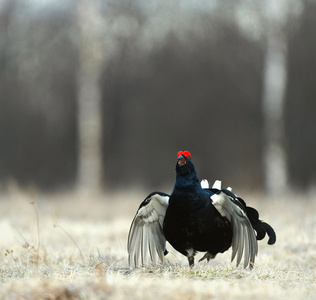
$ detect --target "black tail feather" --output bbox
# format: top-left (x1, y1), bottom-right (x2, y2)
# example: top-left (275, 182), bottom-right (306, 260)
top-left (238, 197), bottom-right (276, 245)
top-left (261, 222), bottom-right (276, 245)
top-left (251, 221), bottom-right (267, 241)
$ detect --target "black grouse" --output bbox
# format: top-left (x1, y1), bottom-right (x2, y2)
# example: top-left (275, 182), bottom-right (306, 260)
top-left (128, 151), bottom-right (276, 268)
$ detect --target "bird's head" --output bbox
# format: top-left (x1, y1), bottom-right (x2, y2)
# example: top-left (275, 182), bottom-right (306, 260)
top-left (175, 150), bottom-right (195, 176)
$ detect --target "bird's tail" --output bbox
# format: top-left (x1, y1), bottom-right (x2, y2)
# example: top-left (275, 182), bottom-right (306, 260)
top-left (237, 199), bottom-right (276, 245)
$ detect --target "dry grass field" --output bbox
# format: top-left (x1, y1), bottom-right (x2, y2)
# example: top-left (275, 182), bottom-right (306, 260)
top-left (0, 186), bottom-right (316, 299)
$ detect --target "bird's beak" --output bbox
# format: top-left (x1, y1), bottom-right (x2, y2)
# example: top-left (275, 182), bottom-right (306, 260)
top-left (177, 155), bottom-right (187, 167)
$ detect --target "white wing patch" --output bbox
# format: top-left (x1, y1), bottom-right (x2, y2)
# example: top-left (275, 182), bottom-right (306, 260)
top-left (127, 194), bottom-right (169, 268)
top-left (211, 191), bottom-right (258, 269)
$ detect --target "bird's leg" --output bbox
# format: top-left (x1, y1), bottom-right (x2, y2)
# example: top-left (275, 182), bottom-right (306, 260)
top-left (198, 252), bottom-right (216, 263)
top-left (187, 249), bottom-right (195, 267)
top-left (188, 256), bottom-right (194, 267)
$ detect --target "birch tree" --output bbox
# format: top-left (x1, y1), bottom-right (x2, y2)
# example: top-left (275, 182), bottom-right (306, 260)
top-left (262, 0), bottom-right (289, 194)
top-left (76, 0), bottom-right (103, 193)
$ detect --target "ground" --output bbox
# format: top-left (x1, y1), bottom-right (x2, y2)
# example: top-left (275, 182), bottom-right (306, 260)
top-left (0, 186), bottom-right (315, 299)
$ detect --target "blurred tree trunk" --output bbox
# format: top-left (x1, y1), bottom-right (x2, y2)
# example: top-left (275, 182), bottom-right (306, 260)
top-left (262, 0), bottom-right (289, 194)
top-left (76, 0), bottom-right (103, 193)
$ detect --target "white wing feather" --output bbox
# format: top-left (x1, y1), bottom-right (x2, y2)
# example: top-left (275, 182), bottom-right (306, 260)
top-left (212, 180), bottom-right (222, 189)
top-left (201, 179), bottom-right (223, 190)
top-left (200, 179), bottom-right (210, 189)
top-left (211, 191), bottom-right (258, 269)
top-left (127, 194), bottom-right (169, 268)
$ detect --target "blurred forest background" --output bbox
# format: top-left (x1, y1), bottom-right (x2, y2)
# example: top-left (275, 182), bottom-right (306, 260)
top-left (0, 0), bottom-right (315, 194)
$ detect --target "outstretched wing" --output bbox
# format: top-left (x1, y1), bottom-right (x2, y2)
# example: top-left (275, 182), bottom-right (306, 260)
top-left (210, 190), bottom-right (258, 269)
top-left (127, 192), bottom-right (169, 268)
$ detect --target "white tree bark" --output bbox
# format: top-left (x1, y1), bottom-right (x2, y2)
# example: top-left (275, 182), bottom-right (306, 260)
top-left (262, 0), bottom-right (289, 194)
top-left (76, 0), bottom-right (103, 193)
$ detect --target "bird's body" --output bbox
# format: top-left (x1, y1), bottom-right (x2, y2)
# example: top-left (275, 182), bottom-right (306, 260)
top-left (164, 182), bottom-right (232, 266)
top-left (128, 151), bottom-right (276, 268)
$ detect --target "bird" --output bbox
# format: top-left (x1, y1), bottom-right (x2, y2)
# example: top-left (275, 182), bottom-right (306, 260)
top-left (127, 151), bottom-right (276, 269)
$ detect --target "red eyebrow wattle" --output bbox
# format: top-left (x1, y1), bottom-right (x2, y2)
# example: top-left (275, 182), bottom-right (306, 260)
top-left (177, 151), bottom-right (184, 158)
top-left (183, 151), bottom-right (191, 158)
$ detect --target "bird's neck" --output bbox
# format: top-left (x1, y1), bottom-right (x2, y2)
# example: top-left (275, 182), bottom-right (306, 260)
top-left (173, 172), bottom-right (201, 193)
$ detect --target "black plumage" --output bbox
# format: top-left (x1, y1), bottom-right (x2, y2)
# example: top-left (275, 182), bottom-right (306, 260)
top-left (128, 151), bottom-right (276, 268)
